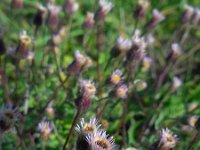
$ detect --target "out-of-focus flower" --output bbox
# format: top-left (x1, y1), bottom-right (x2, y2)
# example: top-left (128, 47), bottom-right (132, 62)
top-left (110, 69), bottom-right (123, 85)
top-left (101, 119), bottom-right (109, 129)
top-left (76, 118), bottom-right (100, 135)
top-left (125, 148), bottom-right (138, 150)
top-left (181, 5), bottom-right (195, 24)
top-left (159, 128), bottom-right (178, 149)
top-left (38, 121), bottom-right (52, 141)
top-left (52, 34), bottom-right (62, 46)
top-left (171, 43), bottom-right (182, 57)
top-left (134, 0), bottom-right (150, 19)
top-left (11, 0), bottom-right (23, 10)
top-left (145, 34), bottom-right (155, 46)
top-left (188, 115), bottom-right (199, 128)
top-left (46, 106), bottom-right (55, 118)
top-left (116, 84), bottom-right (128, 99)
top-left (16, 31), bottom-right (32, 58)
top-left (79, 80), bottom-right (96, 99)
top-left (67, 51), bottom-right (92, 75)
top-left (192, 8), bottom-right (200, 25)
top-left (64, 0), bottom-right (79, 14)
top-left (86, 130), bottom-right (117, 150)
top-left (111, 35), bottom-right (132, 57)
top-left (134, 79), bottom-right (147, 91)
top-left (146, 9), bottom-right (165, 30)
top-left (83, 12), bottom-right (95, 29)
top-left (188, 102), bottom-right (198, 112)
top-left (47, 3), bottom-right (62, 29)
top-left (172, 77), bottom-right (182, 91)
top-left (142, 56), bottom-right (152, 72)
top-left (59, 27), bottom-right (68, 39)
top-left (95, 0), bottom-right (113, 20)
top-left (0, 104), bottom-right (19, 136)
top-left (33, 4), bottom-right (47, 29)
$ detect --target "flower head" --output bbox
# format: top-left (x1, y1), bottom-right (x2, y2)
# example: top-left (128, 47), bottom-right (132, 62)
top-left (134, 0), bottom-right (150, 18)
top-left (160, 128), bottom-right (178, 149)
top-left (171, 43), bottom-right (182, 57)
top-left (0, 104), bottom-right (19, 135)
top-left (86, 130), bottom-right (117, 150)
top-left (95, 0), bottom-right (113, 20)
top-left (76, 118), bottom-right (101, 135)
top-left (181, 5), bottom-right (195, 23)
top-left (79, 80), bottom-right (96, 99)
top-left (83, 12), bottom-right (95, 29)
top-left (172, 77), bottom-right (182, 91)
top-left (110, 69), bottom-right (123, 85)
top-left (188, 115), bottom-right (199, 128)
top-left (142, 56), bottom-right (152, 72)
top-left (52, 34), bottom-right (62, 46)
top-left (64, 0), bottom-right (79, 14)
top-left (116, 84), bottom-right (128, 99)
top-left (38, 121), bottom-right (52, 141)
top-left (116, 36), bottom-right (132, 52)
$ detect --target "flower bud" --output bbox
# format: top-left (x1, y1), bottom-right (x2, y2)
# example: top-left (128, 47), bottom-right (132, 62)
top-left (38, 121), bottom-right (52, 141)
top-left (188, 115), bottom-right (199, 129)
top-left (33, 4), bottom-right (47, 29)
top-left (181, 5), bottom-right (195, 24)
top-left (11, 0), bottom-right (23, 10)
top-left (83, 12), bottom-right (95, 29)
top-left (64, 0), bottom-right (79, 14)
top-left (95, 0), bottom-right (113, 20)
top-left (134, 0), bottom-right (150, 19)
top-left (172, 77), bottom-right (182, 91)
top-left (192, 8), bottom-right (200, 25)
top-left (134, 79), bottom-right (147, 91)
top-left (46, 106), bottom-right (55, 118)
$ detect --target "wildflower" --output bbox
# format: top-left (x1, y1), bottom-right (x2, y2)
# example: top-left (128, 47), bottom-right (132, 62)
top-left (146, 9), bottom-right (165, 30)
top-left (142, 56), bottom-right (152, 72)
top-left (95, 0), bottom-right (113, 20)
top-left (159, 128), bottom-right (178, 149)
top-left (0, 104), bottom-right (19, 135)
top-left (33, 4), bottom-right (47, 29)
top-left (111, 36), bottom-right (132, 57)
top-left (145, 34), bottom-right (155, 46)
top-left (52, 34), bottom-right (62, 46)
top-left (116, 84), bottom-right (128, 99)
top-left (79, 80), bottom-right (96, 99)
top-left (67, 50), bottom-right (89, 75)
top-left (83, 12), bottom-right (95, 29)
top-left (171, 43), bottom-right (182, 57)
top-left (110, 69), bottom-right (123, 85)
top-left (101, 120), bottom-right (109, 129)
top-left (134, 0), bottom-right (150, 19)
top-left (59, 27), bottom-right (68, 39)
top-left (64, 0), bottom-right (79, 14)
top-left (86, 130), bottom-right (117, 150)
top-left (46, 106), bottom-right (55, 118)
top-left (38, 121), bottom-right (52, 141)
top-left (16, 31), bottom-right (32, 58)
top-left (11, 0), bottom-right (23, 10)
top-left (172, 77), bottom-right (182, 91)
top-left (192, 8), bottom-right (200, 25)
top-left (134, 79), bottom-right (147, 91)
top-left (76, 118), bottom-right (100, 135)
top-left (47, 3), bottom-right (62, 29)
top-left (188, 115), bottom-right (199, 128)
top-left (181, 5), bottom-right (195, 24)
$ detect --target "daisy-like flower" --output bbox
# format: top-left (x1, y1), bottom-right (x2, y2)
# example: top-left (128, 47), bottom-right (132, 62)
top-left (52, 34), bottom-right (62, 46)
top-left (86, 130), bottom-right (117, 150)
top-left (116, 84), bottom-right (128, 99)
top-left (79, 80), bottom-right (96, 99)
top-left (0, 104), bottom-right (19, 135)
top-left (110, 69), bottom-right (123, 85)
top-left (160, 128), bottom-right (178, 149)
top-left (95, 0), bottom-right (113, 20)
top-left (76, 118), bottom-right (101, 135)
top-left (64, 0), bottom-right (79, 14)
top-left (38, 121), bottom-right (52, 141)
top-left (188, 115), bottom-right (199, 128)
top-left (134, 79), bottom-right (147, 91)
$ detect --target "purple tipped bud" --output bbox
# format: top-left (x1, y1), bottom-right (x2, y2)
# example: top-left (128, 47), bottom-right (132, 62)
top-left (95, 0), bottom-right (113, 20)
top-left (134, 0), bottom-right (150, 19)
top-left (64, 0), bottom-right (79, 14)
top-left (83, 12), bottom-right (95, 29)
top-left (181, 5), bottom-right (195, 24)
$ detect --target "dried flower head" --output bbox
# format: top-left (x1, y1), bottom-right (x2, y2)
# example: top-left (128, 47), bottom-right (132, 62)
top-left (160, 128), bottom-right (178, 149)
top-left (134, 0), bottom-right (150, 19)
top-left (134, 79), bottom-right (147, 91)
top-left (110, 69), bottom-right (123, 85)
top-left (95, 0), bottom-right (113, 20)
top-left (76, 118), bottom-right (101, 135)
top-left (116, 84), bottom-right (128, 99)
top-left (64, 0), bottom-right (79, 14)
top-left (86, 130), bottom-right (117, 150)
top-left (38, 121), bottom-right (52, 141)
top-left (0, 104), bottom-right (19, 135)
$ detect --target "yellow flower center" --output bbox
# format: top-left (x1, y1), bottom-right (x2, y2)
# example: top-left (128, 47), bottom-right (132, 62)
top-left (83, 124), bottom-right (96, 133)
top-left (94, 138), bottom-right (110, 149)
top-left (118, 88), bottom-right (126, 96)
top-left (112, 75), bottom-right (120, 84)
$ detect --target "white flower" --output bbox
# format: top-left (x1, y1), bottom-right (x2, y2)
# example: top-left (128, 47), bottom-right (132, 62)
top-left (116, 36), bottom-right (132, 52)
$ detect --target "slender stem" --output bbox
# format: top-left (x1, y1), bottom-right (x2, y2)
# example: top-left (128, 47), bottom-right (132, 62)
top-left (187, 132), bottom-right (200, 150)
top-left (122, 98), bottom-right (128, 148)
top-left (63, 107), bottom-right (81, 150)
